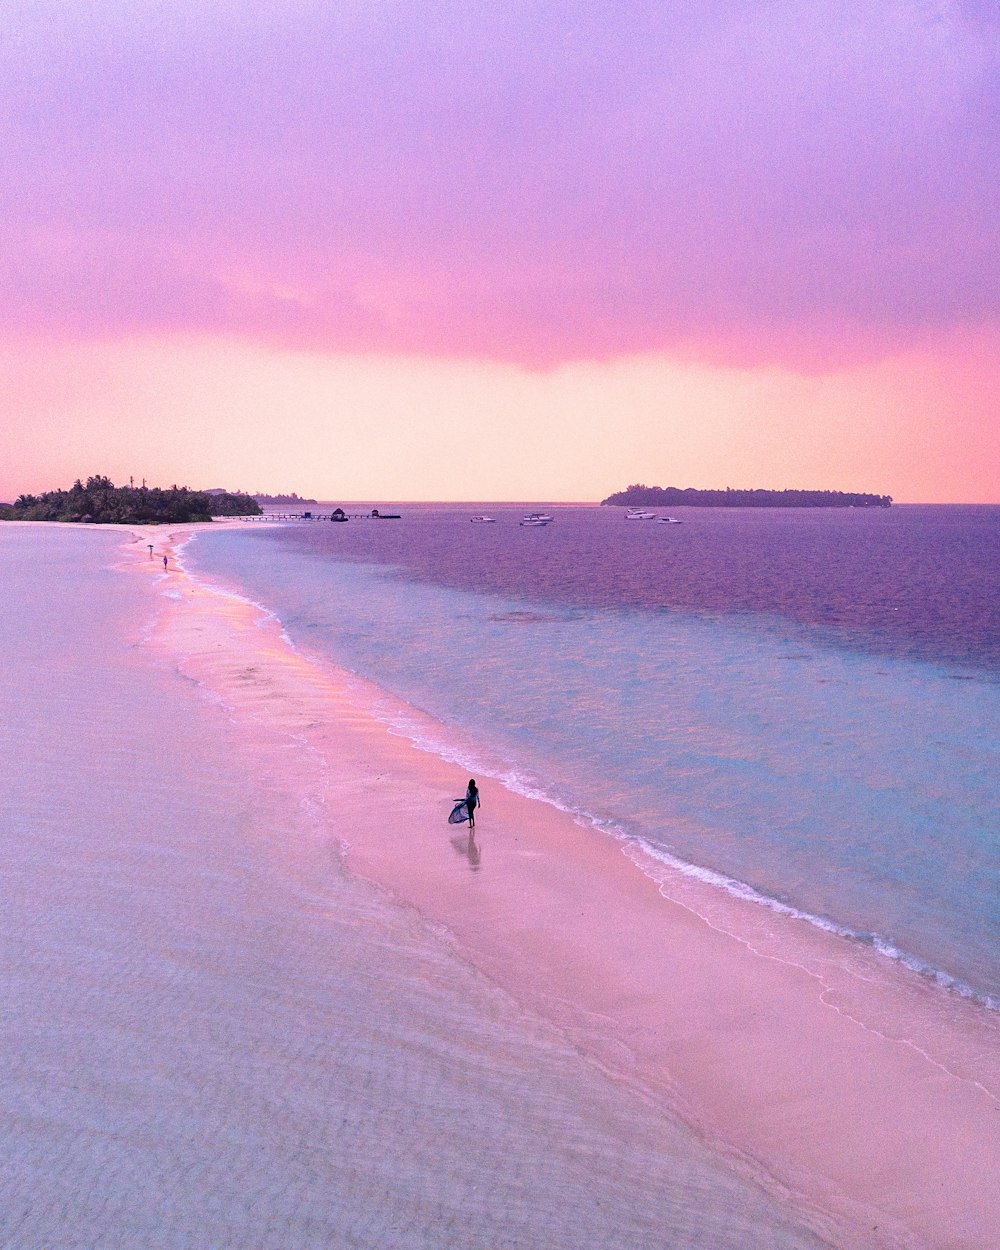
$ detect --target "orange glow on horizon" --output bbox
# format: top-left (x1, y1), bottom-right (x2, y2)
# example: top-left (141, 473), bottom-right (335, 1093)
top-left (1, 331), bottom-right (997, 505)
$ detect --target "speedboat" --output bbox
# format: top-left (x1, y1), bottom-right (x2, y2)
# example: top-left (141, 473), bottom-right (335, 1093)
top-left (626, 508), bottom-right (657, 520)
top-left (470, 515), bottom-right (496, 523)
top-left (657, 515), bottom-right (683, 524)
top-left (520, 512), bottom-right (553, 526)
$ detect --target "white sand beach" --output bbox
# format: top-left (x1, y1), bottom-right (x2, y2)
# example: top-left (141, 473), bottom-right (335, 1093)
top-left (3, 522), bottom-right (998, 1249)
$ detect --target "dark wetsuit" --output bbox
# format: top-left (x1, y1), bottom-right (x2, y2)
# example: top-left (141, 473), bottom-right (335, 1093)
top-left (465, 784), bottom-right (479, 826)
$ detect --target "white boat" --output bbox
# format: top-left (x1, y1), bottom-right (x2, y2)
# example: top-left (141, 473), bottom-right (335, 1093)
top-left (470, 515), bottom-right (496, 523)
top-left (657, 515), bottom-right (683, 524)
top-left (520, 512), bottom-right (553, 526)
top-left (626, 508), bottom-right (657, 520)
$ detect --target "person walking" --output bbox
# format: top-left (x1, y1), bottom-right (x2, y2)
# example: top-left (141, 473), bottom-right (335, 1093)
top-left (465, 779), bottom-right (480, 829)
top-left (162, 554), bottom-right (168, 569)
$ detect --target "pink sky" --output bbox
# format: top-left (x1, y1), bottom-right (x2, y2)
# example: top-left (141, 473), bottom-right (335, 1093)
top-left (1, 2), bottom-right (997, 501)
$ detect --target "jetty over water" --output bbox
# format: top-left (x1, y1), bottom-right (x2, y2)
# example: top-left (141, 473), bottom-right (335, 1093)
top-left (238, 508), bottom-right (401, 521)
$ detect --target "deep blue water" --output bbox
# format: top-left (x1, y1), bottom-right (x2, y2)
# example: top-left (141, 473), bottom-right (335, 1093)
top-left (189, 505), bottom-right (1000, 1003)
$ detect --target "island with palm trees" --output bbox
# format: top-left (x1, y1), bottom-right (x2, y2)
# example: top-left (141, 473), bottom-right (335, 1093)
top-left (602, 484), bottom-right (892, 508)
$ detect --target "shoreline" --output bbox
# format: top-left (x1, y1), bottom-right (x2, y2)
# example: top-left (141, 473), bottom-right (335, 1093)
top-left (14, 520), bottom-right (835, 1250)
top-left (135, 523), bottom-right (1000, 1249)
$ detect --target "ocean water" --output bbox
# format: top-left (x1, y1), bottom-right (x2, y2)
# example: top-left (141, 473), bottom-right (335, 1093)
top-left (1, 525), bottom-right (829, 1249)
top-left (190, 504), bottom-right (1000, 1005)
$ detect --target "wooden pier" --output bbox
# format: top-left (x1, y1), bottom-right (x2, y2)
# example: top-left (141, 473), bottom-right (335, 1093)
top-left (237, 509), bottom-right (401, 522)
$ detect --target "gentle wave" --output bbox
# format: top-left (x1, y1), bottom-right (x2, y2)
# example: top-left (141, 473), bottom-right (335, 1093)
top-left (624, 839), bottom-right (1000, 1016)
top-left (176, 534), bottom-right (298, 649)
top-left (178, 532), bottom-right (1000, 1021)
top-left (363, 698), bottom-right (1000, 1019)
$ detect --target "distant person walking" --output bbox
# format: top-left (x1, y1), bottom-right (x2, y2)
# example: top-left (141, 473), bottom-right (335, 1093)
top-left (162, 554), bottom-right (168, 569)
top-left (465, 779), bottom-right (480, 829)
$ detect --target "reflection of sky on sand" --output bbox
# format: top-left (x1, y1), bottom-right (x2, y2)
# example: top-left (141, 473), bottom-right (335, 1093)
top-left (0, 526), bottom-right (827, 1250)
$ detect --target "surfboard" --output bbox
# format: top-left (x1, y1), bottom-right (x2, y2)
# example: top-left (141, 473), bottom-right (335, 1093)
top-left (448, 800), bottom-right (470, 824)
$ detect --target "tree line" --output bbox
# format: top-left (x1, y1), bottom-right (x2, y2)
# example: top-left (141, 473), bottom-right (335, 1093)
top-left (253, 492), bottom-right (318, 505)
top-left (602, 484), bottom-right (893, 508)
top-left (0, 476), bottom-right (262, 523)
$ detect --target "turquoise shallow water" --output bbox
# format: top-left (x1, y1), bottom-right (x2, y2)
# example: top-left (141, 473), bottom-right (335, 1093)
top-left (191, 513), bottom-right (1000, 1006)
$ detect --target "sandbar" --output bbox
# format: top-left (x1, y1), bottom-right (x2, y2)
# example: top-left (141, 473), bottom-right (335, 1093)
top-left (134, 524), bottom-right (1000, 1248)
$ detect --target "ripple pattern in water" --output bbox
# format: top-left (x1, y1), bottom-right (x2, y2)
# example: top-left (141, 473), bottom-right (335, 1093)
top-left (191, 509), bottom-right (1000, 1003)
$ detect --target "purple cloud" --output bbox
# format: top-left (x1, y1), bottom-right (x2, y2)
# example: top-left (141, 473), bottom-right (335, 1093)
top-left (1, 1), bottom-right (997, 365)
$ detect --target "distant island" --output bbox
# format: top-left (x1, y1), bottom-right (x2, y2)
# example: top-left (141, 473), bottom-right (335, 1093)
top-left (602, 484), bottom-right (893, 508)
top-left (0, 476), bottom-right (262, 523)
top-left (254, 491), bottom-right (318, 506)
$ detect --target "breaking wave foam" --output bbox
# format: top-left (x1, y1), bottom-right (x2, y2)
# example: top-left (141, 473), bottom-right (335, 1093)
top-left (177, 533), bottom-right (1000, 1022)
top-left (353, 697), bottom-right (1000, 1017)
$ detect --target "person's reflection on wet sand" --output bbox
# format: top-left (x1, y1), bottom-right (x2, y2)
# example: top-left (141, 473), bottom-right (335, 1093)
top-left (450, 829), bottom-right (481, 871)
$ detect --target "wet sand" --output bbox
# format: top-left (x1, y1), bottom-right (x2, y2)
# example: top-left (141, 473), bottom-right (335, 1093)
top-left (138, 524), bottom-right (1000, 1250)
top-left (1, 521), bottom-right (830, 1249)
top-left (4, 520), bottom-right (997, 1248)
